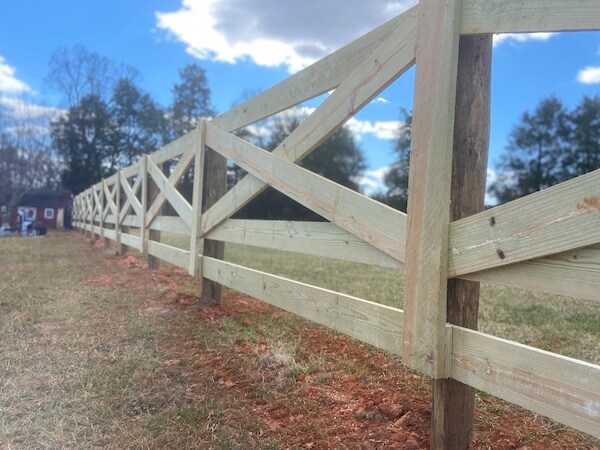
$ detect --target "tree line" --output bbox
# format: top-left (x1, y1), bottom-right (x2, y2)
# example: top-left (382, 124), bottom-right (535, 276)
top-left (1, 44), bottom-right (598, 216)
top-left (374, 95), bottom-right (600, 210)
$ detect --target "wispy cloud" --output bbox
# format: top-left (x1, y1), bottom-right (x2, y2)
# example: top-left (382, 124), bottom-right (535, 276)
top-left (0, 56), bottom-right (31, 94)
top-left (156, 0), bottom-right (417, 73)
top-left (0, 97), bottom-right (64, 120)
top-left (375, 97), bottom-right (390, 104)
top-left (493, 32), bottom-right (555, 48)
top-left (346, 118), bottom-right (400, 141)
top-left (576, 66), bottom-right (600, 84)
top-left (357, 166), bottom-right (390, 194)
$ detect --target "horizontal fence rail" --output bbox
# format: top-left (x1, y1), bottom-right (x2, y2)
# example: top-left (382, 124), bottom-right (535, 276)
top-left (73, 1), bottom-right (600, 446)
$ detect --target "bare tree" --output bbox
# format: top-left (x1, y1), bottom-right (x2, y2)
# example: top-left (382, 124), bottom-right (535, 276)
top-left (44, 45), bottom-right (139, 107)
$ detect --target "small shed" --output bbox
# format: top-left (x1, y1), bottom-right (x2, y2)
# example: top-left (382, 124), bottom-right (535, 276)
top-left (10, 189), bottom-right (73, 230)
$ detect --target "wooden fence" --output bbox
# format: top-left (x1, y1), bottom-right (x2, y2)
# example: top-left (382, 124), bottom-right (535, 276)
top-left (73, 1), bottom-right (600, 448)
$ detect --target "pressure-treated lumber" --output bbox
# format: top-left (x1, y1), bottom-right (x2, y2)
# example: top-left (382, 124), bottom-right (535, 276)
top-left (432, 34), bottom-right (493, 450)
top-left (402, 0), bottom-right (462, 379)
top-left (206, 123), bottom-right (407, 263)
top-left (450, 325), bottom-right (600, 439)
top-left (463, 244), bottom-right (600, 302)
top-left (119, 171), bottom-right (143, 219)
top-left (213, 6), bottom-right (418, 133)
top-left (461, 0), bottom-right (600, 34)
top-left (203, 257), bottom-right (405, 355)
top-left (206, 219), bottom-right (403, 269)
top-left (448, 168), bottom-right (600, 277)
top-left (201, 148), bottom-right (227, 304)
top-left (147, 240), bottom-right (190, 271)
top-left (120, 232), bottom-right (141, 250)
top-left (148, 216), bottom-right (190, 235)
top-left (201, 17), bottom-right (416, 236)
top-left (189, 121), bottom-right (206, 277)
top-left (146, 139), bottom-right (196, 226)
top-left (118, 174), bottom-right (143, 225)
top-left (146, 156), bottom-right (193, 227)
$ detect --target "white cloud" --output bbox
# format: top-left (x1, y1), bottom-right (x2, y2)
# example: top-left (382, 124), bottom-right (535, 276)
top-left (576, 66), bottom-right (600, 84)
top-left (0, 56), bottom-right (31, 94)
top-left (357, 166), bottom-right (390, 194)
top-left (0, 97), bottom-right (64, 121)
top-left (493, 32), bottom-right (555, 47)
top-left (156, 0), bottom-right (416, 73)
top-left (346, 118), bottom-right (400, 141)
top-left (375, 97), bottom-right (390, 104)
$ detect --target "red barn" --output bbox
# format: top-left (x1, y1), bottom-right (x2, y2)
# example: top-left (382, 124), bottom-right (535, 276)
top-left (10, 189), bottom-right (73, 230)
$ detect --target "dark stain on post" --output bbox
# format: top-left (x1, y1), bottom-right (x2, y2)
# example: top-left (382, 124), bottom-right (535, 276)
top-left (489, 216), bottom-right (496, 226)
top-left (496, 249), bottom-right (506, 259)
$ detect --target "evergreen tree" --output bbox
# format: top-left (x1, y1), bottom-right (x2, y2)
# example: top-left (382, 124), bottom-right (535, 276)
top-left (51, 95), bottom-right (115, 194)
top-left (489, 96), bottom-right (573, 203)
top-left (236, 112), bottom-right (366, 220)
top-left (382, 111), bottom-right (412, 212)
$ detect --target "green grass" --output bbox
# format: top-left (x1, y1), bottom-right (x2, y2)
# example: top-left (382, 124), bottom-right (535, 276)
top-left (161, 232), bottom-right (599, 364)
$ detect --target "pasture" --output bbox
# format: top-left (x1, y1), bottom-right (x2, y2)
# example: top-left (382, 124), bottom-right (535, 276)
top-left (0, 231), bottom-right (598, 448)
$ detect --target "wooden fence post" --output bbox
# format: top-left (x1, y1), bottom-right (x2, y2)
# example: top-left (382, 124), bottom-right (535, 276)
top-left (119, 176), bottom-right (131, 255)
top-left (431, 34), bottom-right (492, 450)
top-left (146, 157), bottom-right (170, 269)
top-left (115, 170), bottom-right (123, 254)
top-left (189, 122), bottom-right (206, 278)
top-left (201, 141), bottom-right (227, 304)
top-left (402, 0), bottom-right (461, 378)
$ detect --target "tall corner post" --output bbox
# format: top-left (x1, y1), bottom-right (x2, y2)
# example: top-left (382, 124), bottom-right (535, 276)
top-left (402, 0), bottom-right (462, 379)
top-left (189, 122), bottom-right (206, 278)
top-left (431, 34), bottom-right (492, 450)
top-left (201, 126), bottom-right (227, 305)
top-left (399, 0), bottom-right (491, 448)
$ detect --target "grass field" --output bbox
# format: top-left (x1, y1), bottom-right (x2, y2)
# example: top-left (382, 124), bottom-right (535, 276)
top-left (163, 232), bottom-right (600, 364)
top-left (1, 230), bottom-right (598, 449)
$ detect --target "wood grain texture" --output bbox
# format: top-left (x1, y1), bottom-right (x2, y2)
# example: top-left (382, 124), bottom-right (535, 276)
top-left (150, 128), bottom-right (197, 165)
top-left (147, 240), bottom-right (190, 270)
top-left (120, 232), bottom-right (142, 250)
top-left (201, 18), bottom-right (416, 236)
top-left (402, 0), bottom-right (462, 378)
top-left (189, 121), bottom-right (206, 277)
top-left (432, 33), bottom-right (493, 450)
top-left (462, 244), bottom-right (600, 302)
top-left (206, 123), bottom-right (407, 263)
top-left (449, 168), bottom-right (600, 277)
top-left (118, 173), bottom-right (143, 225)
top-left (119, 171), bottom-right (143, 220)
top-left (206, 219), bottom-right (403, 269)
top-left (146, 156), bottom-right (193, 227)
top-left (461, 0), bottom-right (600, 34)
top-left (450, 325), bottom-right (600, 439)
top-left (203, 257), bottom-right (404, 355)
top-left (148, 216), bottom-right (190, 235)
top-left (201, 148), bottom-right (227, 304)
top-left (146, 139), bottom-right (196, 225)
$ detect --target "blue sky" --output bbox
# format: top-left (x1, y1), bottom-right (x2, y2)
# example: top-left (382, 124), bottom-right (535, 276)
top-left (0, 0), bottom-right (598, 195)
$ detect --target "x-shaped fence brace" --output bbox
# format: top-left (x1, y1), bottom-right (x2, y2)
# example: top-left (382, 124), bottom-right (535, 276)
top-left (72, 0), bottom-right (600, 442)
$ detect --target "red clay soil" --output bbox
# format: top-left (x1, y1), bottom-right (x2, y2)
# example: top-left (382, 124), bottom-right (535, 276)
top-left (83, 239), bottom-right (598, 450)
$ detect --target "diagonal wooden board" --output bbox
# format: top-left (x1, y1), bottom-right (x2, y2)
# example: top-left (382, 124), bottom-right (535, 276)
top-left (205, 122), bottom-right (406, 263)
top-left (201, 13), bottom-right (416, 239)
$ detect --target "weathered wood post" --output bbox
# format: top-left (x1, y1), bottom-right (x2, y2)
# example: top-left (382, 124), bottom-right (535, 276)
top-left (400, 1), bottom-right (491, 448)
top-left (201, 135), bottom-right (227, 304)
top-left (431, 34), bottom-right (492, 449)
